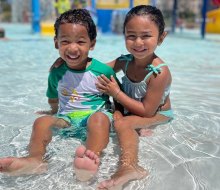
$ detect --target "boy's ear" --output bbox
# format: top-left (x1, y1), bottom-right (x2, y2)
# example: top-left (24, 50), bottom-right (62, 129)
top-left (158, 31), bottom-right (167, 46)
top-left (90, 39), bottom-right (96, 50)
top-left (54, 37), bottom-right (58, 49)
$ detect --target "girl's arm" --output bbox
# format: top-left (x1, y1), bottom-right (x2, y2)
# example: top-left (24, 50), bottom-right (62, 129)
top-left (107, 58), bottom-right (124, 72)
top-left (49, 57), bottom-right (64, 71)
top-left (96, 67), bottom-right (171, 117)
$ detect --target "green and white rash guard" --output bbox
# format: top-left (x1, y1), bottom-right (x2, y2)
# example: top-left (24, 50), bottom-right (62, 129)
top-left (46, 58), bottom-right (116, 116)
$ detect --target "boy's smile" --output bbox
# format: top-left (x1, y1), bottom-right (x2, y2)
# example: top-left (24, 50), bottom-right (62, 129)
top-left (55, 23), bottom-right (95, 70)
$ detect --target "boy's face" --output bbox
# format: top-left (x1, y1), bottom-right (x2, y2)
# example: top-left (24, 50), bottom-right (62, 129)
top-left (54, 23), bottom-right (96, 70)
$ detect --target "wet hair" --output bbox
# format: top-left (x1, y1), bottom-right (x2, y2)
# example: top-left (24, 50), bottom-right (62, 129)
top-left (123, 5), bottom-right (165, 36)
top-left (54, 9), bottom-right (97, 41)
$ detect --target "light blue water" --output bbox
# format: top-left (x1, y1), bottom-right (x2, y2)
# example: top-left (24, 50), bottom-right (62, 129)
top-left (0, 24), bottom-right (220, 190)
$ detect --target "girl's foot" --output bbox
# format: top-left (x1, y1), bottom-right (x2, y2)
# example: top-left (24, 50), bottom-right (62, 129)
top-left (98, 165), bottom-right (147, 190)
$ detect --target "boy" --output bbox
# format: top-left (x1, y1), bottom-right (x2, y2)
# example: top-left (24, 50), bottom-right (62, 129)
top-left (0, 9), bottom-right (116, 181)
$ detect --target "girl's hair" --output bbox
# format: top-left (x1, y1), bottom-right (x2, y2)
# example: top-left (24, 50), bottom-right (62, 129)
top-left (123, 5), bottom-right (165, 36)
top-left (54, 9), bottom-right (97, 41)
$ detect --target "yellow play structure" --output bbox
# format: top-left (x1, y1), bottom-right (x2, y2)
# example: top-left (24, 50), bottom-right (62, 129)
top-left (206, 8), bottom-right (220, 34)
top-left (41, 0), bottom-right (71, 36)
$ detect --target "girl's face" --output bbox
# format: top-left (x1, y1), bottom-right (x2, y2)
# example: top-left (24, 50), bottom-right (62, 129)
top-left (124, 15), bottom-right (164, 61)
top-left (55, 23), bottom-right (95, 70)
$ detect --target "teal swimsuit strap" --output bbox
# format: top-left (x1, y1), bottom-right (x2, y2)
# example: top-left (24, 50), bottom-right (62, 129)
top-left (118, 54), bottom-right (133, 73)
top-left (144, 63), bottom-right (168, 81)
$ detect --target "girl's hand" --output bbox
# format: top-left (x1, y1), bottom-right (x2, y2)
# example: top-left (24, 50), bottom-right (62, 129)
top-left (49, 57), bottom-right (64, 71)
top-left (96, 75), bottom-right (120, 98)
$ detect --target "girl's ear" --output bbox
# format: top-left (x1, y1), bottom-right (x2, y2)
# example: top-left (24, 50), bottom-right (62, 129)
top-left (158, 31), bottom-right (167, 46)
top-left (54, 37), bottom-right (58, 49)
top-left (90, 39), bottom-right (96, 50)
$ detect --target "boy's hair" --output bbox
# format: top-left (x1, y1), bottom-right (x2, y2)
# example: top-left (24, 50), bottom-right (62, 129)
top-left (123, 5), bottom-right (165, 36)
top-left (54, 9), bottom-right (97, 41)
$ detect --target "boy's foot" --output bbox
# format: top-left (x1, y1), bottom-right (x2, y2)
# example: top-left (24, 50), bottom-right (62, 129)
top-left (0, 157), bottom-right (47, 176)
top-left (98, 165), bottom-right (147, 190)
top-left (73, 145), bottom-right (100, 181)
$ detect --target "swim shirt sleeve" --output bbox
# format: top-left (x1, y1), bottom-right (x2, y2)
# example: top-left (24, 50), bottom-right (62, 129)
top-left (91, 58), bottom-right (120, 84)
top-left (46, 64), bottom-right (67, 98)
top-left (46, 70), bottom-right (58, 98)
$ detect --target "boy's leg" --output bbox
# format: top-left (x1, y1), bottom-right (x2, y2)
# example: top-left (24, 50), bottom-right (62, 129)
top-left (74, 112), bottom-right (110, 181)
top-left (98, 117), bottom-right (148, 189)
top-left (0, 116), bottom-right (68, 176)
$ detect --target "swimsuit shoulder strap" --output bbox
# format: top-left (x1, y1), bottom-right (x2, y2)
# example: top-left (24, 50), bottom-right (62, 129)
top-left (144, 63), bottom-right (168, 81)
top-left (118, 54), bottom-right (133, 73)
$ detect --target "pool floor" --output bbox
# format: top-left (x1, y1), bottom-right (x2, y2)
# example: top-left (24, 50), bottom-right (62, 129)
top-left (0, 23), bottom-right (220, 190)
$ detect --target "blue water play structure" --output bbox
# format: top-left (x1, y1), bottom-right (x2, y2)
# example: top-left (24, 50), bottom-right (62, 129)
top-left (31, 0), bottom-right (135, 34)
top-left (31, 0), bottom-right (212, 38)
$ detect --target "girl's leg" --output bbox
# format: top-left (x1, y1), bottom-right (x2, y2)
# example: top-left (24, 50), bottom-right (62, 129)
top-left (124, 114), bottom-right (170, 130)
top-left (124, 114), bottom-right (170, 136)
top-left (98, 114), bottom-right (168, 189)
top-left (74, 112), bottom-right (110, 181)
top-left (98, 117), bottom-right (147, 189)
top-left (0, 116), bottom-right (68, 176)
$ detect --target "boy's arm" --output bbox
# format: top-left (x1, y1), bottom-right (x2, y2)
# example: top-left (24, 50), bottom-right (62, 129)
top-left (36, 98), bottom-right (58, 115)
top-left (48, 98), bottom-right (59, 114)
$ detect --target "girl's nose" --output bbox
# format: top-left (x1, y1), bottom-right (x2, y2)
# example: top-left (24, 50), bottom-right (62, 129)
top-left (134, 37), bottom-right (144, 46)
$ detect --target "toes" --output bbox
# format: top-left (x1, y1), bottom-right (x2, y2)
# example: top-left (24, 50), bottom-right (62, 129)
top-left (85, 150), bottom-right (100, 164)
top-left (98, 179), bottom-right (114, 189)
top-left (75, 145), bottom-right (86, 158)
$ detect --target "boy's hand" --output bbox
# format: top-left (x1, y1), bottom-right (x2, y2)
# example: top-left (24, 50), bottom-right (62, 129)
top-left (49, 57), bottom-right (64, 71)
top-left (35, 110), bottom-right (55, 115)
top-left (96, 75), bottom-right (120, 98)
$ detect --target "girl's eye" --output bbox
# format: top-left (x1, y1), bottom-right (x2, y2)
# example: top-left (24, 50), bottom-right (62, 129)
top-left (142, 35), bottom-right (151, 39)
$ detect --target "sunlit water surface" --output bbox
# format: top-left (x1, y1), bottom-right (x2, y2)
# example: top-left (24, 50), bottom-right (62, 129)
top-left (0, 24), bottom-right (220, 190)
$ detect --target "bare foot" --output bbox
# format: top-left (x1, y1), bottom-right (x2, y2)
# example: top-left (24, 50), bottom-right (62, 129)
top-left (73, 145), bottom-right (100, 181)
top-left (98, 165), bottom-right (147, 190)
top-left (0, 157), bottom-right (47, 176)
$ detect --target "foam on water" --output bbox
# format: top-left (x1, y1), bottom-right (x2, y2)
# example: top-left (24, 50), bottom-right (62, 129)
top-left (0, 24), bottom-right (220, 190)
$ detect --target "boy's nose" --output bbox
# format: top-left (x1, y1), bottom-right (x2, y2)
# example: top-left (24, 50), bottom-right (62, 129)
top-left (68, 43), bottom-right (78, 52)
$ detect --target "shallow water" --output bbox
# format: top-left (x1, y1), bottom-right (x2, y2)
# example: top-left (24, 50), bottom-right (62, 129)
top-left (0, 24), bottom-right (220, 190)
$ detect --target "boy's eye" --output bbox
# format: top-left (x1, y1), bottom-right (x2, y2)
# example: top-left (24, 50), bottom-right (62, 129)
top-left (60, 40), bottom-right (69, 45)
top-left (78, 40), bottom-right (86, 45)
top-left (126, 35), bottom-right (136, 40)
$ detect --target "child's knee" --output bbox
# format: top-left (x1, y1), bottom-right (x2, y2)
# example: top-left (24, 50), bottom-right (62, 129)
top-left (87, 112), bottom-right (110, 131)
top-left (88, 112), bottom-right (110, 128)
top-left (32, 115), bottom-right (55, 130)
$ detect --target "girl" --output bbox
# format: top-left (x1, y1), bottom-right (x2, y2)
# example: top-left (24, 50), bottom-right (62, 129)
top-left (96, 5), bottom-right (173, 189)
